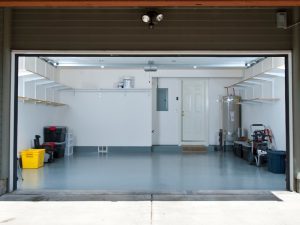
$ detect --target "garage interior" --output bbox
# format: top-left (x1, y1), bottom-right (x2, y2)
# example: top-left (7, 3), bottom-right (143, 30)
top-left (15, 55), bottom-right (287, 192)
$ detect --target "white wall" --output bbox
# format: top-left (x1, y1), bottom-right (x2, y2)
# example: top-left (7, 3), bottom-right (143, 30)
top-left (57, 91), bottom-right (152, 146)
top-left (20, 66), bottom-right (286, 149)
top-left (17, 102), bottom-right (63, 153)
top-left (57, 68), bottom-right (152, 147)
top-left (242, 77), bottom-right (286, 150)
top-left (57, 68), bottom-right (242, 147)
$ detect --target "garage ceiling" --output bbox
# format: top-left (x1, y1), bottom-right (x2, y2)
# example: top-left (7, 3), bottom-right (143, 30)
top-left (44, 56), bottom-right (263, 69)
top-left (0, 0), bottom-right (300, 7)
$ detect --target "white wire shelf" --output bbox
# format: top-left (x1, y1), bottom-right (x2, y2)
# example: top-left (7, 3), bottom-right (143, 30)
top-left (18, 96), bottom-right (67, 107)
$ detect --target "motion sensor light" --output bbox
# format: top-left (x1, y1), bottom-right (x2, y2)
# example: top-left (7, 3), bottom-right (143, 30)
top-left (141, 11), bottom-right (164, 28)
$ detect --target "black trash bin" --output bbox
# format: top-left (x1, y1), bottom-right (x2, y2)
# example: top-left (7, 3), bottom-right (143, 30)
top-left (267, 150), bottom-right (286, 174)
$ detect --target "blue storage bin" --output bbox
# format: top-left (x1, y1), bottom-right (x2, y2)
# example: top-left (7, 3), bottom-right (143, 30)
top-left (267, 150), bottom-right (286, 174)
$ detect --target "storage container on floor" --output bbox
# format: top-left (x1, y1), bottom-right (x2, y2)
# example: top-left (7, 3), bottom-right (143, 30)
top-left (21, 149), bottom-right (45, 169)
top-left (43, 142), bottom-right (66, 158)
top-left (267, 150), bottom-right (286, 174)
top-left (233, 142), bottom-right (243, 158)
top-left (242, 145), bottom-right (251, 162)
top-left (44, 126), bottom-right (67, 142)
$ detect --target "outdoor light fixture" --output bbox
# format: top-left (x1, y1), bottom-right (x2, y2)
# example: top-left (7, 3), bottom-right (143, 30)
top-left (142, 14), bottom-right (151, 23)
top-left (141, 11), bottom-right (164, 29)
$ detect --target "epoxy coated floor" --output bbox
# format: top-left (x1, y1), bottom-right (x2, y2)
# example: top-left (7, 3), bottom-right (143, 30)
top-left (18, 149), bottom-right (286, 191)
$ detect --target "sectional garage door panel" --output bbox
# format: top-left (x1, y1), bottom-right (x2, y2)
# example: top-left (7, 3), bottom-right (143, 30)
top-left (11, 8), bottom-right (292, 50)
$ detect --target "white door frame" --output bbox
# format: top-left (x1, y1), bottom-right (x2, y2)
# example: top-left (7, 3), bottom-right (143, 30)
top-left (180, 78), bottom-right (209, 146)
top-left (9, 50), bottom-right (294, 192)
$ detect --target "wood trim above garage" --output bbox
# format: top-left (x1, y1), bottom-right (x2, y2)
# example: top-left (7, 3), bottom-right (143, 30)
top-left (0, 0), bottom-right (300, 7)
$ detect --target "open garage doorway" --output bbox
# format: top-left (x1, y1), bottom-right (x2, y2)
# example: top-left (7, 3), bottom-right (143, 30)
top-left (10, 52), bottom-right (293, 193)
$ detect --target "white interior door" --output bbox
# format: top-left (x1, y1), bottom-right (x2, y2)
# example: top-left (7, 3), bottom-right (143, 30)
top-left (182, 79), bottom-right (208, 145)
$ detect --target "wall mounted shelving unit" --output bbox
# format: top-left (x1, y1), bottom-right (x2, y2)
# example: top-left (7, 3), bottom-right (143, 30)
top-left (18, 57), bottom-right (71, 107)
top-left (18, 96), bottom-right (67, 107)
top-left (225, 57), bottom-right (285, 104)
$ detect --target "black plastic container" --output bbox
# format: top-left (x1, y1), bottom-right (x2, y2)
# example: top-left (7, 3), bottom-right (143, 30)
top-left (233, 143), bottom-right (243, 158)
top-left (242, 146), bottom-right (251, 162)
top-left (44, 126), bottom-right (67, 142)
top-left (267, 150), bottom-right (286, 174)
top-left (43, 142), bottom-right (66, 158)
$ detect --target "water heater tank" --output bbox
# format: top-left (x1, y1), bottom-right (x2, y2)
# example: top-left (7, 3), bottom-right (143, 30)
top-left (222, 95), bottom-right (241, 143)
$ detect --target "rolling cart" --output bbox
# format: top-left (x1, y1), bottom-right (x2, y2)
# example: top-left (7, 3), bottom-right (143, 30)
top-left (249, 124), bottom-right (273, 166)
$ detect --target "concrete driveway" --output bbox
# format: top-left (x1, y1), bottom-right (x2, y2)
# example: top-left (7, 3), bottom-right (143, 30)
top-left (0, 191), bottom-right (299, 225)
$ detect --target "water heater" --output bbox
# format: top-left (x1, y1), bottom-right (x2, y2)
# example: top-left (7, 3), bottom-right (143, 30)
top-left (222, 95), bottom-right (241, 145)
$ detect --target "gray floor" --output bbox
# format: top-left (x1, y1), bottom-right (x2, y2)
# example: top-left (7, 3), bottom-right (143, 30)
top-left (18, 147), bottom-right (286, 192)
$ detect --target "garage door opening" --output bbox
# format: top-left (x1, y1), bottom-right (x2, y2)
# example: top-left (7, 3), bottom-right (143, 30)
top-left (11, 53), bottom-right (291, 192)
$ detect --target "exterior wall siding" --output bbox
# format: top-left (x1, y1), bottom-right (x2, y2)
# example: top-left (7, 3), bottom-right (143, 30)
top-left (12, 8), bottom-right (292, 50)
